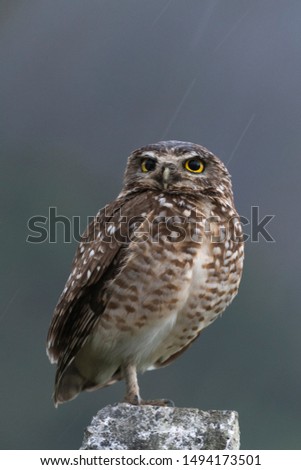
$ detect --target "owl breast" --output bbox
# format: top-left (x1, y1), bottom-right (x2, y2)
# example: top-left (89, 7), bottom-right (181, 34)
top-left (74, 193), bottom-right (243, 385)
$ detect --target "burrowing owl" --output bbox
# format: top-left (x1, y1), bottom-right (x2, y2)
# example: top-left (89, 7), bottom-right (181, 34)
top-left (47, 141), bottom-right (244, 406)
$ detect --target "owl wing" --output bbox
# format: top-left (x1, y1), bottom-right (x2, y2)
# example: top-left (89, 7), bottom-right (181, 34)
top-left (47, 190), bottom-right (153, 378)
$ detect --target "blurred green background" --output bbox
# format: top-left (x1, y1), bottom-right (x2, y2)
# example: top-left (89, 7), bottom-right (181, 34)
top-left (1, 0), bottom-right (300, 450)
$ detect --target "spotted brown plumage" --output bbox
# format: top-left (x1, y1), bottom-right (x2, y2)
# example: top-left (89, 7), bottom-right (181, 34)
top-left (47, 141), bottom-right (244, 406)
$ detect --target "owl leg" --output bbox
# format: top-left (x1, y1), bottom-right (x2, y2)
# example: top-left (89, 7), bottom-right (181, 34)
top-left (122, 363), bottom-right (141, 405)
top-left (122, 363), bottom-right (174, 407)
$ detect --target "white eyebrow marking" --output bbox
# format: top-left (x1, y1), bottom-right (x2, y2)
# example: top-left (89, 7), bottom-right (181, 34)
top-left (183, 151), bottom-right (199, 158)
top-left (141, 152), bottom-right (157, 158)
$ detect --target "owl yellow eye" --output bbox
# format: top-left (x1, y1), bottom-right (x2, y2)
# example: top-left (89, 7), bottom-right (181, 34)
top-left (184, 159), bottom-right (205, 173)
top-left (141, 159), bottom-right (156, 173)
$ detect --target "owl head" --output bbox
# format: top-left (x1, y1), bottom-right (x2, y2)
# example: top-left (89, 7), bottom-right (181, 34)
top-left (122, 140), bottom-right (234, 203)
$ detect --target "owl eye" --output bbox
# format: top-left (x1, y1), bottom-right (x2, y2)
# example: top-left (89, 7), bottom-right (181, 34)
top-left (184, 158), bottom-right (205, 174)
top-left (141, 158), bottom-right (156, 173)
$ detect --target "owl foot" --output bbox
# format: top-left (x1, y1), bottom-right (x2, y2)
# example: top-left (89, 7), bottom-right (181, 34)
top-left (122, 394), bottom-right (174, 407)
top-left (140, 398), bottom-right (175, 407)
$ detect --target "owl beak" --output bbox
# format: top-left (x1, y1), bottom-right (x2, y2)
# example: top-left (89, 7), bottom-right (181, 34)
top-left (162, 167), bottom-right (170, 190)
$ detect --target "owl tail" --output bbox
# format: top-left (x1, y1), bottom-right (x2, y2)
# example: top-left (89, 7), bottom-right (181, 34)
top-left (53, 362), bottom-right (121, 406)
top-left (53, 363), bottom-right (86, 407)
